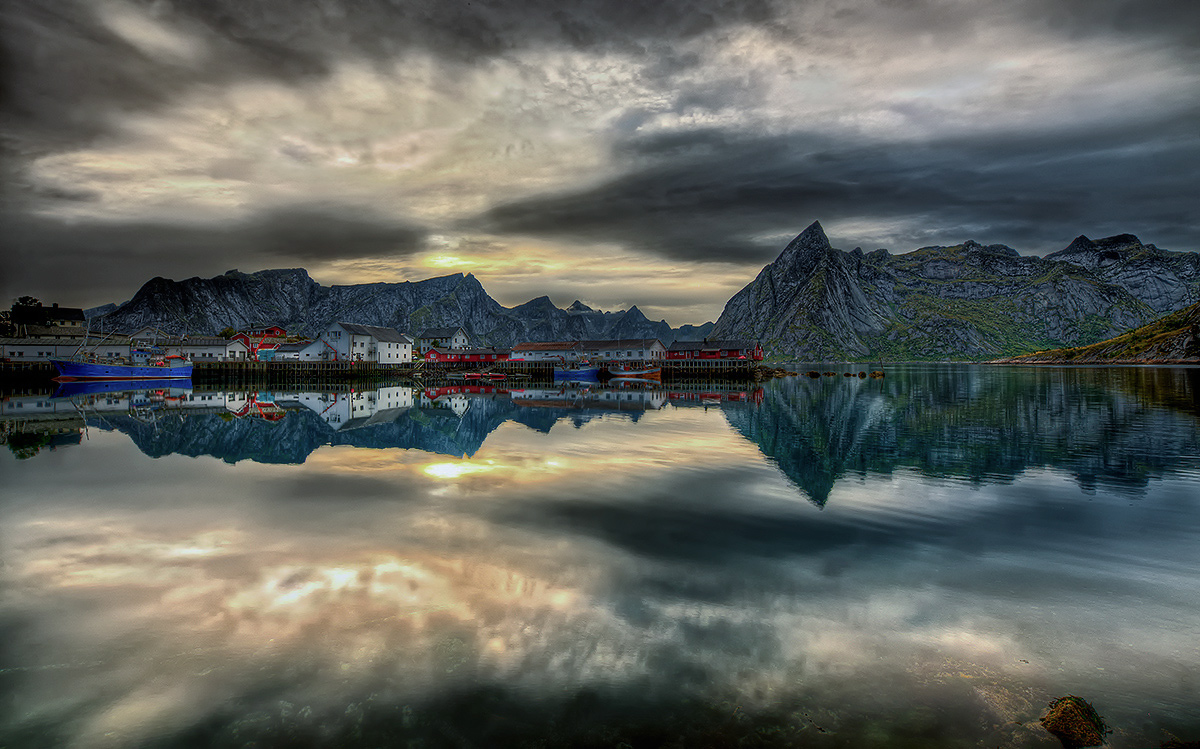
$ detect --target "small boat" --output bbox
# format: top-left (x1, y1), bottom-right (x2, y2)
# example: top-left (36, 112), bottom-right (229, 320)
top-left (486, 372), bottom-right (506, 381)
top-left (604, 364), bottom-right (661, 380)
top-left (52, 355), bottom-right (192, 381)
top-left (553, 365), bottom-right (600, 382)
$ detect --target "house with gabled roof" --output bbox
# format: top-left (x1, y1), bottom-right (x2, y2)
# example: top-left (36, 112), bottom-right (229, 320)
top-left (416, 327), bottom-right (470, 354)
top-left (12, 303), bottom-right (87, 338)
top-left (301, 322), bottom-right (413, 363)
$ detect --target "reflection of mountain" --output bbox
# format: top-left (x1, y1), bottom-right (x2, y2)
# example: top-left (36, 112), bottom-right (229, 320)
top-left (724, 366), bottom-right (1200, 505)
top-left (90, 387), bottom-right (664, 464)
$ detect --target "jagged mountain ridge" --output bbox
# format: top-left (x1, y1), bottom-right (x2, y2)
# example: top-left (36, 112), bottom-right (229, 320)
top-left (712, 221), bottom-right (1200, 360)
top-left (94, 269), bottom-right (712, 346)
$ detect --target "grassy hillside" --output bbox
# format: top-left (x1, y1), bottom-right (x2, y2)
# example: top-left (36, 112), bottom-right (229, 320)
top-left (998, 302), bottom-right (1200, 363)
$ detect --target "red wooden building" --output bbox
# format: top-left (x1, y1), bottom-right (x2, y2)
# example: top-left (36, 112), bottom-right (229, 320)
top-left (424, 347), bottom-right (510, 364)
top-left (232, 326), bottom-right (289, 361)
top-left (666, 340), bottom-right (764, 361)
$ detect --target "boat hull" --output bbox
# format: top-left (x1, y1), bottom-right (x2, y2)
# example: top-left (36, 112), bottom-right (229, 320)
top-left (52, 359), bottom-right (193, 381)
top-left (604, 366), bottom-right (661, 380)
top-left (553, 366), bottom-right (600, 381)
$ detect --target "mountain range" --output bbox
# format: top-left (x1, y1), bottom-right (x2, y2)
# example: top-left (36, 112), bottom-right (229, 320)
top-left (88, 221), bottom-right (1199, 358)
top-left (711, 222), bottom-right (1200, 360)
top-left (91, 269), bottom-right (714, 346)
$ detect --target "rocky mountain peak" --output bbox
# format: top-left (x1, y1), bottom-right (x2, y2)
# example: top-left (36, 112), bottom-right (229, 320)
top-left (770, 221), bottom-right (835, 285)
top-left (566, 300), bottom-right (594, 313)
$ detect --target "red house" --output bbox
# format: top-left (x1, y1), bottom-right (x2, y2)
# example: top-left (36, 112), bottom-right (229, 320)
top-left (666, 340), bottom-right (764, 361)
top-left (425, 347), bottom-right (510, 364)
top-left (232, 326), bottom-right (288, 361)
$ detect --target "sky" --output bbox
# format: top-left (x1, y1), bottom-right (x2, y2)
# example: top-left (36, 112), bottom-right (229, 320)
top-left (2, 0), bottom-right (1198, 324)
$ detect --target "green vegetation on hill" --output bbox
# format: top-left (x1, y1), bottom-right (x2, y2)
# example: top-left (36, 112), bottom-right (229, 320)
top-left (1002, 302), bottom-right (1200, 363)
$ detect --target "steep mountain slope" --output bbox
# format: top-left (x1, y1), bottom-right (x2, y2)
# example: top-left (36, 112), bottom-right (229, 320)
top-left (998, 301), bottom-right (1200, 363)
top-left (94, 269), bottom-right (707, 346)
top-left (713, 222), bottom-right (1196, 360)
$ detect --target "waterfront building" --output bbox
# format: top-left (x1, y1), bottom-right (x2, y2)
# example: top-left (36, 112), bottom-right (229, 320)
top-left (424, 347), bottom-right (510, 364)
top-left (666, 340), bottom-right (764, 360)
top-left (574, 339), bottom-right (666, 361)
top-left (416, 327), bottom-right (470, 354)
top-left (509, 341), bottom-right (580, 362)
top-left (300, 322), bottom-right (413, 363)
top-left (1, 336), bottom-right (131, 362)
top-left (224, 339), bottom-right (251, 361)
top-left (10, 303), bottom-right (87, 338)
top-left (231, 327), bottom-right (288, 361)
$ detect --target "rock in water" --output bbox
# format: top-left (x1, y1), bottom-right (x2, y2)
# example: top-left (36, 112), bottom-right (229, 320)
top-left (1040, 695), bottom-right (1110, 748)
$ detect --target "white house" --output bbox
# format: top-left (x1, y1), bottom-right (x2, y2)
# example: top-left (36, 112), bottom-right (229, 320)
top-left (225, 339), bottom-right (250, 360)
top-left (177, 336), bottom-right (229, 362)
top-left (416, 327), bottom-right (470, 354)
top-left (300, 322), bottom-right (413, 363)
top-left (574, 339), bottom-right (666, 361)
top-left (509, 341), bottom-right (580, 362)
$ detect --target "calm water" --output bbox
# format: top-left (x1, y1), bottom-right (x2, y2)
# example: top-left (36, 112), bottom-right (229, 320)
top-left (2, 365), bottom-right (1199, 748)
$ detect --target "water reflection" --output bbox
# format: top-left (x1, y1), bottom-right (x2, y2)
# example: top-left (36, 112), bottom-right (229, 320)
top-left (7, 367), bottom-right (1199, 501)
top-left (1, 366), bottom-right (1199, 747)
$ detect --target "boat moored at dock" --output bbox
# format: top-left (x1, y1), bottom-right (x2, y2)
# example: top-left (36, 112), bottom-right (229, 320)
top-left (51, 356), bottom-right (192, 381)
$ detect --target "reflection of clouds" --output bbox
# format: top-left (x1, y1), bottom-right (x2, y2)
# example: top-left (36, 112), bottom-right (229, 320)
top-left (3, 405), bottom-right (1200, 746)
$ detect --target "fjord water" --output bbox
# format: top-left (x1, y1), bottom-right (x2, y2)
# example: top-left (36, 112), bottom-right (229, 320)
top-left (2, 366), bottom-right (1199, 748)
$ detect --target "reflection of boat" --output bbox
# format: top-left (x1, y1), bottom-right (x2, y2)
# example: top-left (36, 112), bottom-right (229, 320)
top-left (486, 372), bottom-right (506, 381)
top-left (604, 364), bottom-right (661, 381)
top-left (52, 379), bottom-right (189, 399)
top-left (553, 365), bottom-right (600, 382)
top-left (52, 356), bottom-right (192, 381)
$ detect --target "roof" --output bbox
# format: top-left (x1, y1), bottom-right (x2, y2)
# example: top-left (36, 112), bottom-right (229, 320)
top-left (417, 327), bottom-right (467, 339)
top-left (1, 336), bottom-right (132, 346)
top-left (575, 339), bottom-right (663, 349)
top-left (17, 325), bottom-right (90, 338)
top-left (272, 341), bottom-right (314, 353)
top-left (11, 305), bottom-right (86, 325)
top-left (512, 341), bottom-right (579, 351)
top-left (335, 323), bottom-right (413, 343)
top-left (668, 340), bottom-right (757, 351)
top-left (430, 347), bottom-right (510, 356)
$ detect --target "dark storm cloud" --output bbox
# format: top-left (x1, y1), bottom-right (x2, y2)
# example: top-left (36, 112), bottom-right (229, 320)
top-left (481, 105), bottom-right (1200, 260)
top-left (0, 205), bottom-right (428, 307)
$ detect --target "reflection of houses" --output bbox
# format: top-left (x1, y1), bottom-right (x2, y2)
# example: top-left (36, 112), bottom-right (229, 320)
top-left (425, 347), bottom-right (510, 364)
top-left (416, 327), bottom-right (469, 355)
top-left (279, 386), bottom-right (416, 429)
top-left (666, 340), bottom-right (764, 360)
top-left (418, 388), bottom-right (470, 416)
top-left (509, 386), bottom-right (667, 412)
top-left (300, 323), bottom-right (413, 363)
top-left (11, 303), bottom-right (87, 338)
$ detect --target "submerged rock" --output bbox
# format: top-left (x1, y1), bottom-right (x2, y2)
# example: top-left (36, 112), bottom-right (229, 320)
top-left (1040, 695), bottom-right (1110, 748)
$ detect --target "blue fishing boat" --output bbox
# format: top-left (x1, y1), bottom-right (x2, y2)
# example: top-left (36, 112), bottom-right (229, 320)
top-left (553, 364), bottom-right (600, 382)
top-left (51, 356), bottom-right (192, 381)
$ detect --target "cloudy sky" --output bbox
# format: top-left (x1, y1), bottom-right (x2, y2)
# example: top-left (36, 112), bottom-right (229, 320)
top-left (2, 0), bottom-right (1198, 323)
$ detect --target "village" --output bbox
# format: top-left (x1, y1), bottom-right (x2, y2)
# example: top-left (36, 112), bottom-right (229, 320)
top-left (0, 301), bottom-right (765, 375)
